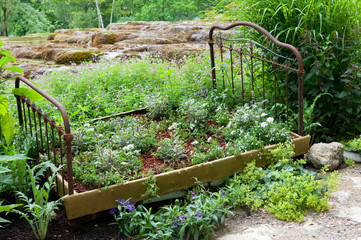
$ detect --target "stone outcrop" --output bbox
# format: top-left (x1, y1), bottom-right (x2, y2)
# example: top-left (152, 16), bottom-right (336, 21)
top-left (1, 20), bottom-right (222, 78)
top-left (306, 142), bottom-right (344, 171)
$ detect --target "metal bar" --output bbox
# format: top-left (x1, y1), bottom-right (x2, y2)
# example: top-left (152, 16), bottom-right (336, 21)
top-left (250, 43), bottom-right (254, 92)
top-left (298, 73), bottom-right (304, 135)
top-left (31, 104), bottom-right (39, 151)
top-left (57, 126), bottom-right (66, 195)
top-left (216, 36), bottom-right (295, 62)
top-left (26, 102), bottom-right (33, 136)
top-left (240, 48), bottom-right (244, 105)
top-left (15, 95), bottom-right (23, 126)
top-left (286, 60), bottom-right (289, 122)
top-left (273, 60), bottom-right (277, 118)
top-left (220, 36), bottom-right (225, 90)
top-left (209, 39), bottom-right (217, 88)
top-left (37, 108), bottom-right (44, 152)
top-left (44, 114), bottom-right (51, 161)
top-left (51, 119), bottom-right (59, 194)
top-left (21, 98), bottom-right (27, 132)
top-left (230, 43), bottom-right (234, 94)
top-left (262, 54), bottom-right (265, 109)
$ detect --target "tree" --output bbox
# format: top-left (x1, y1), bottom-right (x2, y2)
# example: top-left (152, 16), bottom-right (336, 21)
top-left (95, 0), bottom-right (104, 28)
top-left (0, 0), bottom-right (19, 36)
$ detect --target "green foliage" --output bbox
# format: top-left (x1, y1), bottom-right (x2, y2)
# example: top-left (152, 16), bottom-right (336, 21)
top-left (146, 95), bottom-right (171, 120)
top-left (343, 158), bottom-right (355, 168)
top-left (221, 0), bottom-right (361, 139)
top-left (111, 186), bottom-right (232, 239)
top-left (15, 161), bottom-right (64, 240)
top-left (0, 40), bottom-right (23, 145)
top-left (154, 133), bottom-right (187, 163)
top-left (225, 145), bottom-right (340, 222)
top-left (343, 137), bottom-right (361, 152)
top-left (0, 201), bottom-right (22, 228)
top-left (141, 169), bottom-right (159, 198)
top-left (178, 98), bottom-right (209, 131)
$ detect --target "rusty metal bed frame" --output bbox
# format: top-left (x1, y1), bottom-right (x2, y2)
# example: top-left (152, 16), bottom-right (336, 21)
top-left (13, 22), bottom-right (304, 197)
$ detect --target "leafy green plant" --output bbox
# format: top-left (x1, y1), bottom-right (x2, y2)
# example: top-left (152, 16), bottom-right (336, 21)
top-left (111, 186), bottom-right (232, 240)
top-left (15, 161), bottom-right (64, 240)
top-left (0, 40), bottom-right (23, 146)
top-left (343, 137), bottom-right (361, 153)
top-left (154, 133), bottom-right (187, 163)
top-left (225, 144), bottom-right (340, 222)
top-left (343, 158), bottom-right (355, 168)
top-left (146, 95), bottom-right (171, 119)
top-left (141, 169), bottom-right (159, 198)
top-left (0, 201), bottom-right (22, 228)
top-left (178, 98), bottom-right (209, 131)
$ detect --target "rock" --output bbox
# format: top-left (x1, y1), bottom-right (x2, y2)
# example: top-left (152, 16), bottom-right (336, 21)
top-left (306, 142), bottom-right (344, 171)
top-left (343, 151), bottom-right (361, 163)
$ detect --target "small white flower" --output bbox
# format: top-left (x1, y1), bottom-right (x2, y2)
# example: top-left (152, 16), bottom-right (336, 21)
top-left (207, 137), bottom-right (212, 143)
top-left (191, 140), bottom-right (199, 145)
top-left (168, 122), bottom-right (179, 130)
top-left (266, 117), bottom-right (274, 123)
top-left (261, 112), bottom-right (267, 117)
top-left (261, 122), bottom-right (267, 128)
top-left (84, 123), bottom-right (90, 127)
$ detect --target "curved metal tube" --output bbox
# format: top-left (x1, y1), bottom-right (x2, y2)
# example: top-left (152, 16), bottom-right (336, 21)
top-left (15, 75), bottom-right (71, 135)
top-left (209, 22), bottom-right (304, 73)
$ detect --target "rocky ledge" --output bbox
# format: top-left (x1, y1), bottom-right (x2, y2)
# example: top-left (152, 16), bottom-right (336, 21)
top-left (2, 20), bottom-right (221, 78)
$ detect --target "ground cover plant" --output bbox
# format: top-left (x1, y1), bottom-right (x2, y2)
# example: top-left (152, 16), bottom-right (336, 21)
top-left (109, 145), bottom-right (340, 239)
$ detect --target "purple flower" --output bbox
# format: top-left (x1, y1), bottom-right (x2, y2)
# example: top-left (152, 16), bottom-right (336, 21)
top-left (195, 212), bottom-right (202, 221)
top-left (221, 190), bottom-right (225, 197)
top-left (173, 220), bottom-right (178, 228)
top-left (109, 208), bottom-right (118, 214)
top-left (116, 199), bottom-right (129, 205)
top-left (126, 204), bottom-right (135, 212)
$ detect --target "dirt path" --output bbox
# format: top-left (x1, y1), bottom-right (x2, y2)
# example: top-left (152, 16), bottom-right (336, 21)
top-left (215, 163), bottom-right (361, 240)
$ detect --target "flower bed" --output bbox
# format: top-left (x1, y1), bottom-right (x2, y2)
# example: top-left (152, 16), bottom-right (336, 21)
top-left (56, 99), bottom-right (310, 220)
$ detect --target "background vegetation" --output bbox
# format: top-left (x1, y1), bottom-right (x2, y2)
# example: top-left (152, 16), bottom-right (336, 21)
top-left (0, 0), bottom-right (226, 36)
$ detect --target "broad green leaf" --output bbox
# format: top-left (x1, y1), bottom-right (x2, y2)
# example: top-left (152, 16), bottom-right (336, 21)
top-left (12, 88), bottom-right (44, 102)
top-left (0, 96), bottom-right (8, 116)
top-left (0, 112), bottom-right (15, 145)
top-left (0, 41), bottom-right (3, 48)
top-left (0, 50), bottom-right (13, 59)
top-left (0, 166), bottom-right (10, 174)
top-left (4, 66), bottom-right (23, 74)
top-left (337, 91), bottom-right (348, 99)
top-left (0, 56), bottom-right (11, 68)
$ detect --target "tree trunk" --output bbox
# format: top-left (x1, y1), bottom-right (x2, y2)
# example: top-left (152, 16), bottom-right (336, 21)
top-left (95, 0), bottom-right (104, 28)
top-left (2, 7), bottom-right (10, 36)
top-left (110, 0), bottom-right (115, 24)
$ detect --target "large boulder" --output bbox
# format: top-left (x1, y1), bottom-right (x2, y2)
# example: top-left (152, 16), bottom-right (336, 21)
top-left (306, 142), bottom-right (344, 171)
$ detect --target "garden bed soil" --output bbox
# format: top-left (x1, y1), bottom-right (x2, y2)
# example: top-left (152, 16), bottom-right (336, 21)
top-left (59, 132), bottom-right (310, 220)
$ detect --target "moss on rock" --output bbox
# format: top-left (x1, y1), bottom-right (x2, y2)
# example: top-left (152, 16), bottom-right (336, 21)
top-left (55, 50), bottom-right (103, 64)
